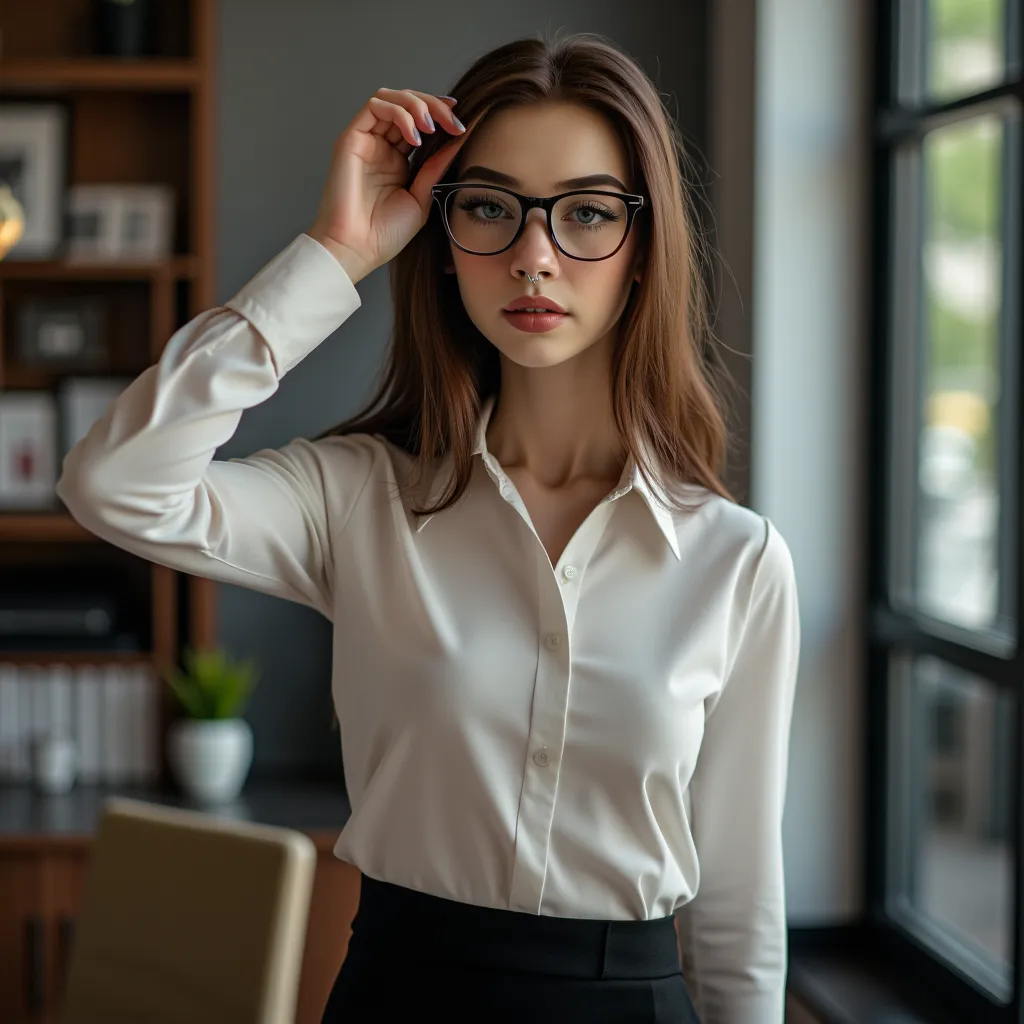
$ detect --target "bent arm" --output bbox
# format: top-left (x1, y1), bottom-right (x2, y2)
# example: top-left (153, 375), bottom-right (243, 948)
top-left (56, 234), bottom-right (370, 619)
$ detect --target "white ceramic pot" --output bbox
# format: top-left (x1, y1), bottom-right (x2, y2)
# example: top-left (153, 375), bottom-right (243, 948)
top-left (167, 718), bottom-right (253, 803)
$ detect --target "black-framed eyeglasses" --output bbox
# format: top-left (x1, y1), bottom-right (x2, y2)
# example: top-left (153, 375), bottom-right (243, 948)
top-left (430, 183), bottom-right (645, 262)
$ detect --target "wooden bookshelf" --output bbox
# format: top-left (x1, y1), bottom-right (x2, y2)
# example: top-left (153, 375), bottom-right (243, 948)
top-left (0, 254), bottom-right (199, 280)
top-left (0, 512), bottom-right (91, 541)
top-left (0, 1), bottom-right (358, 1009)
top-left (0, 0), bottom-right (218, 715)
top-left (0, 58), bottom-right (202, 92)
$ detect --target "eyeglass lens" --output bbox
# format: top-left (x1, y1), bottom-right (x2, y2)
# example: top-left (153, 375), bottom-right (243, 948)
top-left (443, 188), bottom-right (629, 259)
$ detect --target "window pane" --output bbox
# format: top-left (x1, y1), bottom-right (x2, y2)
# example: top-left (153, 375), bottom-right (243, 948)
top-left (888, 654), bottom-right (1014, 1001)
top-left (927, 0), bottom-right (1007, 101)
top-left (917, 114), bottom-right (1004, 629)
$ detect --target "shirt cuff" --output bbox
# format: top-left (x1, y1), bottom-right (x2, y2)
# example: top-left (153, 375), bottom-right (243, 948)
top-left (223, 232), bottom-right (363, 376)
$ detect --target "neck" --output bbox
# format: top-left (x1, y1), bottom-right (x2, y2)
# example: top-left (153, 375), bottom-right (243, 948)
top-left (485, 335), bottom-right (627, 490)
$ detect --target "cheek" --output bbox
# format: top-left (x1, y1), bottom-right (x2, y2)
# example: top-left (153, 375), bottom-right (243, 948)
top-left (450, 256), bottom-right (501, 311)
top-left (584, 264), bottom-right (637, 318)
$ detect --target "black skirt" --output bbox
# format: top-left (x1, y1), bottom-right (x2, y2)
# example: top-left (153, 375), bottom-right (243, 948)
top-left (320, 873), bottom-right (702, 1023)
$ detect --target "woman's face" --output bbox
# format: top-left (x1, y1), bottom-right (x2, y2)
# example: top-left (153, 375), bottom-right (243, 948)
top-left (444, 101), bottom-right (643, 370)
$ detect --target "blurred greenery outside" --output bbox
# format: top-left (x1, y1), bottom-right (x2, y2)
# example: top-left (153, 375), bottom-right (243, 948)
top-left (923, 0), bottom-right (1007, 478)
top-left (886, 3), bottom-right (1016, 983)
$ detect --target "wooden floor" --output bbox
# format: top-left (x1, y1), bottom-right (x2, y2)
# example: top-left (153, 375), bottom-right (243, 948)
top-left (786, 991), bottom-right (827, 1023)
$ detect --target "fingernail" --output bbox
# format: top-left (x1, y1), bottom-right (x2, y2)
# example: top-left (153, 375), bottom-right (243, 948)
top-left (441, 95), bottom-right (458, 104)
top-left (452, 115), bottom-right (466, 133)
top-left (423, 112), bottom-right (435, 131)
top-left (412, 128), bottom-right (422, 145)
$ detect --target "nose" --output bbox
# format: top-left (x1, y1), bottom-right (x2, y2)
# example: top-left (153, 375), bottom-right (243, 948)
top-left (511, 207), bottom-right (559, 269)
top-left (518, 207), bottom-right (554, 244)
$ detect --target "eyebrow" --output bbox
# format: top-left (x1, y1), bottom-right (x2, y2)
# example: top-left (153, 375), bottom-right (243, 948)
top-left (458, 165), bottom-right (629, 193)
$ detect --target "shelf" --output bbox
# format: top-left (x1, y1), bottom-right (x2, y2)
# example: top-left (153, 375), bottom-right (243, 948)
top-left (0, 651), bottom-right (155, 666)
top-left (0, 368), bottom-right (146, 390)
top-left (0, 513), bottom-right (94, 542)
top-left (0, 59), bottom-right (201, 93)
top-left (0, 254), bottom-right (198, 281)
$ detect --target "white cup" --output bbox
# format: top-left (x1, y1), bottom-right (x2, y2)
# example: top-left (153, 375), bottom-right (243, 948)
top-left (33, 735), bottom-right (78, 795)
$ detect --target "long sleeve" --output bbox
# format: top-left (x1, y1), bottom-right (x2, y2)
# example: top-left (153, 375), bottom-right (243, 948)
top-left (56, 233), bottom-right (371, 620)
top-left (675, 516), bottom-right (802, 1023)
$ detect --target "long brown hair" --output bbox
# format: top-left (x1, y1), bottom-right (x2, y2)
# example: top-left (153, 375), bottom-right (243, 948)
top-left (315, 29), bottom-right (740, 521)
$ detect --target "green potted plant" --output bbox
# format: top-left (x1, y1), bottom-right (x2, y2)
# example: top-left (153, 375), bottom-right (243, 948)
top-left (162, 646), bottom-right (260, 804)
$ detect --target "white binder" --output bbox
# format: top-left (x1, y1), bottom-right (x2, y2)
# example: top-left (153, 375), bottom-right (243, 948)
top-left (74, 664), bottom-right (104, 784)
top-left (45, 663), bottom-right (75, 742)
top-left (101, 664), bottom-right (131, 784)
top-left (0, 664), bottom-right (19, 780)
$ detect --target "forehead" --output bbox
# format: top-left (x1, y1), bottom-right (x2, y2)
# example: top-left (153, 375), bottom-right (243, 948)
top-left (455, 101), bottom-right (632, 191)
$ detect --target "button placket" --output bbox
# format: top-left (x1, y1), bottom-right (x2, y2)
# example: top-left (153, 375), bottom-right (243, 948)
top-left (507, 543), bottom-right (573, 913)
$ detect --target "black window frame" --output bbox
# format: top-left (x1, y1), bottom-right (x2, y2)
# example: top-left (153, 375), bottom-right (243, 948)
top-left (867, 2), bottom-right (1024, 1022)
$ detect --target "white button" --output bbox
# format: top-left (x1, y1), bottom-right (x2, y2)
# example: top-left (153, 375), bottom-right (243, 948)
top-left (561, 564), bottom-right (577, 582)
top-left (544, 633), bottom-right (561, 650)
top-left (533, 748), bottom-right (550, 767)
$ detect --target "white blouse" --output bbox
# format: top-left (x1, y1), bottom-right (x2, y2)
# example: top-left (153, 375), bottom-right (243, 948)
top-left (56, 232), bottom-right (801, 1024)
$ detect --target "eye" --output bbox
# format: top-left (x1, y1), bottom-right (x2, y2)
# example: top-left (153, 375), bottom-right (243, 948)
top-left (562, 201), bottom-right (621, 231)
top-left (455, 193), bottom-right (515, 222)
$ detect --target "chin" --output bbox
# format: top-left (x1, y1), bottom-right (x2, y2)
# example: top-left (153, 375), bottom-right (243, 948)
top-left (501, 349), bottom-right (576, 369)
top-left (492, 333), bottom-right (593, 370)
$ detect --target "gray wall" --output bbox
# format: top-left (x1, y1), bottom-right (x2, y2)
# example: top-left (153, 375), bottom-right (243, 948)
top-left (213, 2), bottom-right (710, 779)
top-left (750, 0), bottom-right (870, 923)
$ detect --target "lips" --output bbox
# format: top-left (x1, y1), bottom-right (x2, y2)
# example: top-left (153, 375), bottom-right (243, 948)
top-left (503, 294), bottom-right (568, 315)
top-left (502, 310), bottom-right (570, 333)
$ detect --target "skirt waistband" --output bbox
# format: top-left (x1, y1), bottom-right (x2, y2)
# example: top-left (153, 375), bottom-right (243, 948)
top-left (349, 874), bottom-right (682, 981)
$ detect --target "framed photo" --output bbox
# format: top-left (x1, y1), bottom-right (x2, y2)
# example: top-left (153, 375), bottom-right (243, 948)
top-left (0, 392), bottom-right (58, 508)
top-left (58, 377), bottom-right (130, 460)
top-left (0, 104), bottom-right (68, 260)
top-left (118, 185), bottom-right (173, 259)
top-left (65, 185), bottom-right (122, 261)
top-left (66, 184), bottom-right (173, 261)
top-left (15, 297), bottom-right (107, 369)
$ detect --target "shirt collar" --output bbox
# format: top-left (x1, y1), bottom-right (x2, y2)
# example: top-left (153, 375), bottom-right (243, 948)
top-left (415, 394), bottom-right (682, 560)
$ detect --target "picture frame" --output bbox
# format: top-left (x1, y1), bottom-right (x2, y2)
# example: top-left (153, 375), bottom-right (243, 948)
top-left (65, 185), bottom-right (123, 261)
top-left (117, 185), bottom-right (174, 259)
top-left (66, 184), bottom-right (173, 261)
top-left (0, 392), bottom-right (58, 508)
top-left (15, 297), bottom-right (108, 370)
top-left (57, 377), bottom-right (131, 460)
top-left (0, 104), bottom-right (68, 260)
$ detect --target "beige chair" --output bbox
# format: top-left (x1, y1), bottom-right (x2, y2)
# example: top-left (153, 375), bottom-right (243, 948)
top-left (61, 796), bottom-right (318, 1024)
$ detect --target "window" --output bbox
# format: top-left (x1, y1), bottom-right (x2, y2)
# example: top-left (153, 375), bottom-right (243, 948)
top-left (869, 1), bottom-right (1022, 1019)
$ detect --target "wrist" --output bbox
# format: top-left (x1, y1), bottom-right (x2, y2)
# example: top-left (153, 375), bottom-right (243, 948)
top-left (305, 231), bottom-right (371, 285)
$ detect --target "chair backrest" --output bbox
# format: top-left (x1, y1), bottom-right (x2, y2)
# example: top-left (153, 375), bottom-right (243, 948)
top-left (61, 796), bottom-right (318, 1024)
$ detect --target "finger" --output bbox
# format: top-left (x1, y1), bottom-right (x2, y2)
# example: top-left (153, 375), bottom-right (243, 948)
top-left (374, 87), bottom-right (438, 136)
top-left (390, 120), bottom-right (415, 158)
top-left (349, 99), bottom-right (399, 139)
top-left (408, 111), bottom-right (483, 213)
top-left (365, 96), bottom-right (421, 146)
top-left (400, 89), bottom-right (465, 135)
top-left (393, 93), bottom-right (469, 161)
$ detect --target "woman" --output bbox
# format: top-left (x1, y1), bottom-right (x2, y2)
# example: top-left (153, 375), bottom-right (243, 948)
top-left (57, 29), bottom-right (801, 1024)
